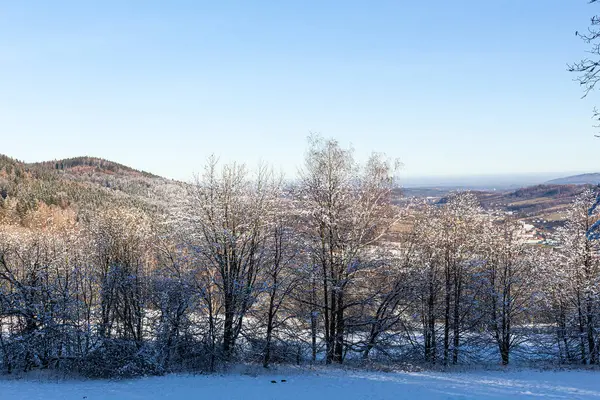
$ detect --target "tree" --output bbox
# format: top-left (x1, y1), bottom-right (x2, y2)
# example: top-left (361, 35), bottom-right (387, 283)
top-left (90, 207), bottom-right (152, 344)
top-left (436, 192), bottom-right (485, 365)
top-left (296, 135), bottom-right (399, 363)
top-left (480, 217), bottom-right (537, 365)
top-left (569, 0), bottom-right (600, 128)
top-left (405, 203), bottom-right (444, 364)
top-left (553, 189), bottom-right (600, 364)
top-left (179, 157), bottom-right (280, 361)
top-left (259, 205), bottom-right (301, 368)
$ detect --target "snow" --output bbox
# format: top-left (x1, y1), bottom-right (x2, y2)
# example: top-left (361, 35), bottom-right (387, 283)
top-left (1, 368), bottom-right (599, 400)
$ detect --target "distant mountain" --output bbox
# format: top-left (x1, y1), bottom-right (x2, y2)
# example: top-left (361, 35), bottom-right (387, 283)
top-left (402, 183), bottom-right (594, 231)
top-left (399, 172), bottom-right (570, 190)
top-left (545, 173), bottom-right (600, 185)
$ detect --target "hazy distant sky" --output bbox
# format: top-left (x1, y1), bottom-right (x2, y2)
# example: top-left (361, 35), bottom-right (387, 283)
top-left (0, 1), bottom-right (598, 181)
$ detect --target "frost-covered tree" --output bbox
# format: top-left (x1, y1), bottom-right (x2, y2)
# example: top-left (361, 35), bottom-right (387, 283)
top-left (433, 192), bottom-right (486, 365)
top-left (479, 217), bottom-right (538, 365)
top-left (551, 189), bottom-right (600, 364)
top-left (89, 206), bottom-right (152, 344)
top-left (570, 0), bottom-right (600, 129)
top-left (254, 201), bottom-right (303, 368)
top-left (176, 157), bottom-right (280, 361)
top-left (296, 136), bottom-right (399, 364)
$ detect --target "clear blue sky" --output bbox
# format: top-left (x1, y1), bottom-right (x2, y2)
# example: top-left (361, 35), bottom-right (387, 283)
top-left (0, 1), bottom-right (597, 181)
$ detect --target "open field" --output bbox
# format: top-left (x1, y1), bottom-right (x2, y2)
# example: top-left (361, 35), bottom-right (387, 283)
top-left (1, 367), bottom-right (599, 400)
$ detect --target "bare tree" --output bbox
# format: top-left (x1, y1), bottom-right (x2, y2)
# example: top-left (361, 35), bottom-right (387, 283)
top-left (90, 207), bottom-right (152, 345)
top-left (552, 189), bottom-right (600, 364)
top-left (260, 205), bottom-right (302, 368)
top-left (569, 0), bottom-right (600, 128)
top-left (297, 135), bottom-right (399, 364)
top-left (180, 157), bottom-right (279, 361)
top-left (481, 217), bottom-right (537, 365)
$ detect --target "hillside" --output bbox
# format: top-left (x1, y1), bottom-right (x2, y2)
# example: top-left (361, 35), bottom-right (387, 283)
top-left (546, 173), bottom-right (600, 185)
top-left (33, 156), bottom-right (158, 178)
top-left (475, 184), bottom-right (591, 229)
top-left (401, 183), bottom-right (593, 231)
top-left (0, 154), bottom-right (182, 228)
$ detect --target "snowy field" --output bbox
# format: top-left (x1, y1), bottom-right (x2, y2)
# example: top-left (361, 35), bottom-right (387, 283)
top-left (1, 368), bottom-right (599, 399)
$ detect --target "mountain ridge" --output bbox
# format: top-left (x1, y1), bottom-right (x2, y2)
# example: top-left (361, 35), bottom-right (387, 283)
top-left (545, 173), bottom-right (600, 185)
top-left (32, 156), bottom-right (159, 178)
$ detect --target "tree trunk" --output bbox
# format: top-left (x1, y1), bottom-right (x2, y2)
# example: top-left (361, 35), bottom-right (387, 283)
top-left (333, 291), bottom-right (344, 363)
top-left (452, 270), bottom-right (461, 365)
top-left (577, 292), bottom-right (587, 364)
top-left (443, 261), bottom-right (451, 366)
top-left (223, 307), bottom-right (234, 360)
top-left (263, 282), bottom-right (277, 368)
top-left (586, 295), bottom-right (596, 365)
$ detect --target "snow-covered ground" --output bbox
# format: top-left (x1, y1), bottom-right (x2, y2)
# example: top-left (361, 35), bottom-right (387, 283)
top-left (1, 367), bottom-right (599, 399)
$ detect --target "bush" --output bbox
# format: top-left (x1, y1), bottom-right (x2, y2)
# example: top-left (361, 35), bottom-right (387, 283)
top-left (76, 340), bottom-right (163, 379)
top-left (245, 338), bottom-right (305, 365)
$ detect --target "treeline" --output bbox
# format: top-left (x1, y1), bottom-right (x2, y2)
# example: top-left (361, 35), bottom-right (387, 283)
top-left (0, 137), bottom-right (598, 378)
top-left (36, 156), bottom-right (158, 178)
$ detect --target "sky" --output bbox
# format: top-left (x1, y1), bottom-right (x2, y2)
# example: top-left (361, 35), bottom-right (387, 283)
top-left (0, 1), bottom-right (598, 182)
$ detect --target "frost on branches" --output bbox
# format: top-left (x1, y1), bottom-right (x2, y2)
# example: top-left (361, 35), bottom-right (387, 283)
top-left (0, 139), bottom-right (599, 378)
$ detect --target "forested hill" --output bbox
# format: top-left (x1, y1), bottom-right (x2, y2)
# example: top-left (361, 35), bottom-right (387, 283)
top-left (0, 154), bottom-right (159, 180)
top-left (0, 154), bottom-right (180, 228)
top-left (33, 156), bottom-right (158, 178)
